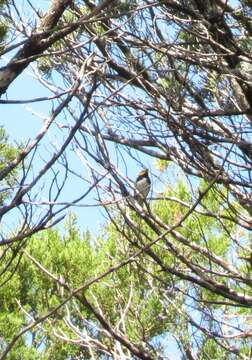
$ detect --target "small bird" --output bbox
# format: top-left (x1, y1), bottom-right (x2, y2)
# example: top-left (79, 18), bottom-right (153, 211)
top-left (134, 168), bottom-right (151, 205)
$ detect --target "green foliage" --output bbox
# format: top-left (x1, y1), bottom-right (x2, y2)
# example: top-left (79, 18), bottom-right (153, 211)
top-left (0, 172), bottom-right (251, 358)
top-left (0, 0), bottom-right (8, 47)
top-left (0, 127), bottom-right (19, 205)
top-left (198, 338), bottom-right (229, 360)
top-left (0, 127), bottom-right (17, 168)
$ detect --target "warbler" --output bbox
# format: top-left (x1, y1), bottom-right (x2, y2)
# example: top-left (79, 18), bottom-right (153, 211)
top-left (134, 168), bottom-right (151, 205)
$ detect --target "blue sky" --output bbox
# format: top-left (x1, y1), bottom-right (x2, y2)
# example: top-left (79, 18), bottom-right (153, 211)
top-left (0, 0), bottom-right (160, 235)
top-left (0, 57), bottom-right (106, 235)
top-left (0, 52), bottom-right (155, 237)
top-left (0, 0), bottom-right (204, 241)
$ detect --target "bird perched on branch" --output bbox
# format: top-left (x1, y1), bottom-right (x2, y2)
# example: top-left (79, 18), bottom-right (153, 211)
top-left (134, 168), bottom-right (151, 205)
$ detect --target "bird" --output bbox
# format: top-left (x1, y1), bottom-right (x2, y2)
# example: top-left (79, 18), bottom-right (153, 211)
top-left (134, 168), bottom-right (151, 205)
